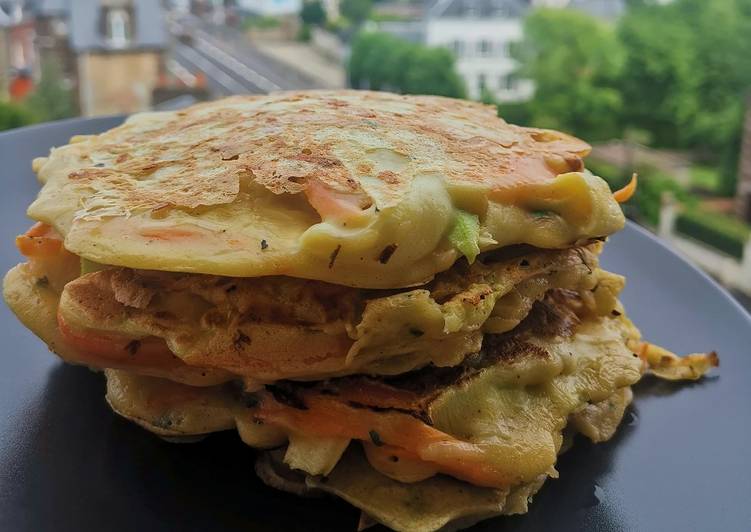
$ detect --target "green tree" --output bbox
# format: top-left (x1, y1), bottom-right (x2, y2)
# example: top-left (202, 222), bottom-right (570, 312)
top-left (340, 0), bottom-right (372, 26)
top-left (618, 0), bottom-right (751, 195)
top-left (618, 4), bottom-right (697, 148)
top-left (300, 1), bottom-right (327, 26)
top-left (402, 46), bottom-right (465, 98)
top-left (514, 8), bottom-right (625, 141)
top-left (348, 32), bottom-right (465, 98)
top-left (24, 60), bottom-right (76, 122)
top-left (0, 101), bottom-right (35, 132)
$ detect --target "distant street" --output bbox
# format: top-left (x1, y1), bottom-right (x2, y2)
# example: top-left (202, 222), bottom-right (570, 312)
top-left (168, 14), bottom-right (326, 97)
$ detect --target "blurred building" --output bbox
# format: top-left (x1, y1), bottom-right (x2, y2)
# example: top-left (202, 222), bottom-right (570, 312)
top-left (0, 1), bottom-right (36, 99)
top-left (1, 0), bottom-right (168, 116)
top-left (71, 0), bottom-right (168, 116)
top-left (379, 0), bottom-right (623, 102)
top-left (0, 10), bottom-right (10, 98)
top-left (40, 0), bottom-right (168, 116)
top-left (425, 0), bottom-right (533, 101)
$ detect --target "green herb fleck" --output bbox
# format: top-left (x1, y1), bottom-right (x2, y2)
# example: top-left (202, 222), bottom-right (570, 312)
top-left (369, 430), bottom-right (384, 447)
top-left (448, 210), bottom-right (481, 263)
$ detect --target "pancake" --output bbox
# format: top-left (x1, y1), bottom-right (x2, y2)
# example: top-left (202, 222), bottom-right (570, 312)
top-left (101, 293), bottom-right (713, 532)
top-left (9, 221), bottom-right (623, 383)
top-left (104, 293), bottom-right (645, 486)
top-left (3, 90), bottom-right (717, 532)
top-left (58, 248), bottom-right (619, 382)
top-left (3, 262), bottom-right (232, 386)
top-left (27, 91), bottom-right (625, 288)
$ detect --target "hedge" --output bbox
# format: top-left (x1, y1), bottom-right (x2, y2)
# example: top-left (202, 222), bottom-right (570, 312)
top-left (587, 158), bottom-right (750, 258)
top-left (675, 209), bottom-right (750, 259)
top-left (587, 159), bottom-right (689, 227)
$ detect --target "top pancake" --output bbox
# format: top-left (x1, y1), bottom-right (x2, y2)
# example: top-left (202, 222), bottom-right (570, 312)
top-left (28, 90), bottom-right (625, 288)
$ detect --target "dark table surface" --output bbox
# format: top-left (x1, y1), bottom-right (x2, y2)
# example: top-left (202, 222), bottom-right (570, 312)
top-left (1, 117), bottom-right (750, 532)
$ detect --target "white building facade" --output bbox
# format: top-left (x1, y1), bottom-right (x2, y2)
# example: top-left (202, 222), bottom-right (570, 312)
top-left (424, 0), bottom-right (533, 102)
top-left (382, 0), bottom-right (624, 102)
top-left (237, 0), bottom-right (302, 17)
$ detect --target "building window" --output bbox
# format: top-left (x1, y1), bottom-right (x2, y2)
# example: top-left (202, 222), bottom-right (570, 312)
top-left (500, 41), bottom-right (511, 57)
top-left (11, 41), bottom-right (26, 69)
top-left (103, 7), bottom-right (133, 48)
top-left (52, 19), bottom-right (69, 37)
top-left (452, 40), bottom-right (464, 57)
top-left (500, 74), bottom-right (516, 91)
top-left (478, 73), bottom-right (487, 92)
top-left (478, 40), bottom-right (492, 57)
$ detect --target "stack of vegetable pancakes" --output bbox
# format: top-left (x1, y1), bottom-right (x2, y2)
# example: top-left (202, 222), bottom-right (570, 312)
top-left (3, 91), bottom-right (717, 532)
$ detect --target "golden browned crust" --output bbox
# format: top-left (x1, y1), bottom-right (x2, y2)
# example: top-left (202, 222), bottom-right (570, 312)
top-left (34, 91), bottom-right (589, 218)
top-left (27, 91), bottom-right (624, 288)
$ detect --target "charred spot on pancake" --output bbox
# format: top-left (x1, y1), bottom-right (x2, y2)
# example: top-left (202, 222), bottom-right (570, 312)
top-left (125, 340), bottom-right (141, 356)
top-left (268, 384), bottom-right (308, 410)
top-left (260, 239), bottom-right (268, 250)
top-left (153, 416), bottom-right (174, 429)
top-left (479, 244), bottom-right (542, 264)
top-left (574, 247), bottom-right (593, 274)
top-left (241, 392), bottom-right (262, 409)
top-left (378, 244), bottom-right (398, 264)
top-left (233, 331), bottom-right (252, 350)
top-left (328, 245), bottom-right (341, 269)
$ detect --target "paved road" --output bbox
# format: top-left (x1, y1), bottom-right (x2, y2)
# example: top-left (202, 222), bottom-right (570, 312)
top-left (168, 15), bottom-right (325, 98)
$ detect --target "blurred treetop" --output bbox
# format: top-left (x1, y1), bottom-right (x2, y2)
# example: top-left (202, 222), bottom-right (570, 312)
top-left (514, 8), bottom-right (624, 141)
top-left (349, 32), bottom-right (466, 99)
top-left (510, 0), bottom-right (751, 196)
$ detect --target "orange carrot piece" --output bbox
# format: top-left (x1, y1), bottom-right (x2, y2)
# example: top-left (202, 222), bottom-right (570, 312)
top-left (16, 222), bottom-right (65, 257)
top-left (613, 174), bottom-right (638, 203)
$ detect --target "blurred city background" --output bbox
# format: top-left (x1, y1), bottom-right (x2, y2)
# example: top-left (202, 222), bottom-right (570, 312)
top-left (1, 0), bottom-right (750, 310)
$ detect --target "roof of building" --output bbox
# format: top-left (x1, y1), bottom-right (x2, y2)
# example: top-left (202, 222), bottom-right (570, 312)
top-left (69, 0), bottom-right (168, 52)
top-left (33, 0), bottom-right (68, 16)
top-left (0, 0), bottom-right (23, 25)
top-left (428, 0), bottom-right (531, 19)
top-left (568, 0), bottom-right (624, 20)
top-left (376, 21), bottom-right (425, 43)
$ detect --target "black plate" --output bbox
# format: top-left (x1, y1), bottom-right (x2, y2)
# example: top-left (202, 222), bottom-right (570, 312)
top-left (1, 118), bottom-right (750, 532)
